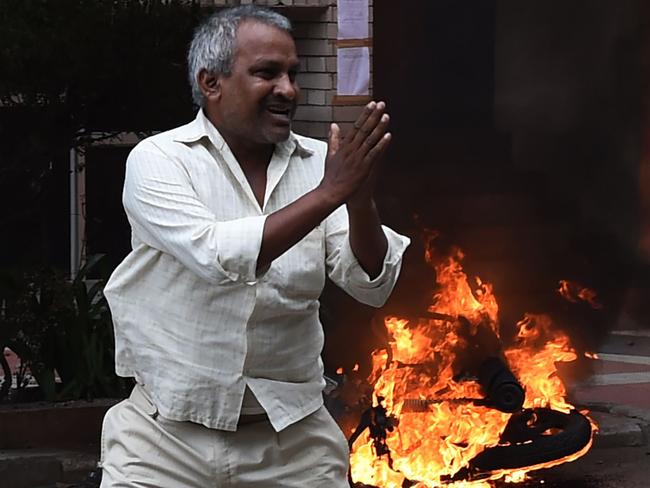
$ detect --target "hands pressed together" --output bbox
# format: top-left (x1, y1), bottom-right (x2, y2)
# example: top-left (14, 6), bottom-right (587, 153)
top-left (257, 100), bottom-right (391, 271)
top-left (319, 101), bottom-right (391, 208)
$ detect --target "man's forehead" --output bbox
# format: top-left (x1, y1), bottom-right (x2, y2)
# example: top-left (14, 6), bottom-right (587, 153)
top-left (234, 19), bottom-right (297, 56)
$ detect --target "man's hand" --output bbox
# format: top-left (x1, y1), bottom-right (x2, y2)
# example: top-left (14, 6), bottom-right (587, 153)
top-left (319, 101), bottom-right (391, 278)
top-left (318, 101), bottom-right (391, 207)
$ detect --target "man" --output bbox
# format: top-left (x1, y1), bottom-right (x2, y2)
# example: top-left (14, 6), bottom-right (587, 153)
top-left (100, 5), bottom-right (409, 487)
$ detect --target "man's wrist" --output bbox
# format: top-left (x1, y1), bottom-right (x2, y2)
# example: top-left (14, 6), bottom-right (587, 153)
top-left (346, 196), bottom-right (376, 216)
top-left (313, 184), bottom-right (345, 212)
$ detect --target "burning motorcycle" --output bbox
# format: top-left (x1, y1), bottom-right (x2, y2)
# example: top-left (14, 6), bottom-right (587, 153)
top-left (331, 234), bottom-right (597, 488)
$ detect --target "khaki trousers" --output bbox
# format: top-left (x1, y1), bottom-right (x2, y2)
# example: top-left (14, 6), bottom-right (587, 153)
top-left (100, 385), bottom-right (350, 487)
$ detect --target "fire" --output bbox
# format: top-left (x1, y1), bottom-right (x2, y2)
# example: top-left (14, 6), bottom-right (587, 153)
top-left (558, 280), bottom-right (603, 309)
top-left (349, 235), bottom-right (595, 487)
top-left (337, 363), bottom-right (361, 375)
top-left (506, 314), bottom-right (576, 413)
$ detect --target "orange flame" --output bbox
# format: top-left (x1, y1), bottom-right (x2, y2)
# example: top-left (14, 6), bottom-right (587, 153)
top-left (349, 235), bottom-right (595, 487)
top-left (558, 280), bottom-right (603, 309)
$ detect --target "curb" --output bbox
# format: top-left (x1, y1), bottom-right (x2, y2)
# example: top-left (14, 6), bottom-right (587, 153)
top-left (0, 449), bottom-right (98, 488)
top-left (581, 402), bottom-right (650, 449)
top-left (0, 399), bottom-right (118, 450)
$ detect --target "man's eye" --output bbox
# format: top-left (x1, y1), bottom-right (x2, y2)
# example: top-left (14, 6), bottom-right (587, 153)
top-left (256, 69), bottom-right (275, 79)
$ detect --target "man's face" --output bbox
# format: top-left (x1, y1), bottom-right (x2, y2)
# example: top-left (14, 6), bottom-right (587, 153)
top-left (211, 20), bottom-right (300, 146)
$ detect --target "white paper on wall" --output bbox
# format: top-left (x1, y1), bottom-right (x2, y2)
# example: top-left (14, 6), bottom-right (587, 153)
top-left (337, 0), bottom-right (369, 39)
top-left (337, 47), bottom-right (370, 96)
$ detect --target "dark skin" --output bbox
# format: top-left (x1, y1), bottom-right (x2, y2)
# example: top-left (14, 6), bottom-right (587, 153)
top-left (199, 21), bottom-right (390, 278)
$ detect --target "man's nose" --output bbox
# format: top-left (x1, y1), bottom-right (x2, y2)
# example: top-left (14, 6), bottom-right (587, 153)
top-left (274, 73), bottom-right (297, 100)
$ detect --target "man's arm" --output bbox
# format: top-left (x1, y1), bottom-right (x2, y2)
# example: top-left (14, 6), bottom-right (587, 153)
top-left (346, 198), bottom-right (388, 279)
top-left (257, 101), bottom-right (390, 272)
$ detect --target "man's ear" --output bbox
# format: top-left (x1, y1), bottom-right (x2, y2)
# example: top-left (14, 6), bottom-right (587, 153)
top-left (198, 69), bottom-right (221, 101)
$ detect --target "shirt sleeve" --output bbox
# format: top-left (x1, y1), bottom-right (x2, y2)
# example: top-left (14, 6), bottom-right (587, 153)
top-left (324, 204), bottom-right (411, 307)
top-left (122, 142), bottom-right (267, 285)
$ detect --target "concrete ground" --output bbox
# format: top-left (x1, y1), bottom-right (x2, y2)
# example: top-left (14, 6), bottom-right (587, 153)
top-left (572, 328), bottom-right (650, 411)
top-left (503, 446), bottom-right (650, 488)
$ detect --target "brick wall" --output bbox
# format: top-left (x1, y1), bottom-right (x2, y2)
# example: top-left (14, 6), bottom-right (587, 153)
top-left (200, 0), bottom-right (374, 141)
top-left (292, 6), bottom-right (337, 139)
top-left (292, 1), bottom-right (374, 140)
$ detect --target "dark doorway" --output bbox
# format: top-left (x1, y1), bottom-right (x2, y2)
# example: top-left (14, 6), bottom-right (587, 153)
top-left (84, 146), bottom-right (133, 274)
top-left (374, 0), bottom-right (496, 131)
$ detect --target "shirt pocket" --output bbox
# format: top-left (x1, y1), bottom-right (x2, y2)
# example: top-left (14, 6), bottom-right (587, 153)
top-left (281, 226), bottom-right (326, 299)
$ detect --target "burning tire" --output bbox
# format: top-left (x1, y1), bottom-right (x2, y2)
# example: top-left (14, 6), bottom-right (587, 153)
top-left (350, 406), bottom-right (593, 486)
top-left (467, 408), bottom-right (592, 472)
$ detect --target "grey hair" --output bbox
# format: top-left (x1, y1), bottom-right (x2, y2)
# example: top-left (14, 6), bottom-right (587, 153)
top-left (187, 5), bottom-right (292, 107)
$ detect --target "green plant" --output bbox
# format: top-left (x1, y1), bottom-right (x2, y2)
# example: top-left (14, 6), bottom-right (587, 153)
top-left (0, 265), bottom-right (69, 400)
top-left (0, 255), bottom-right (131, 402)
top-left (57, 255), bottom-right (132, 400)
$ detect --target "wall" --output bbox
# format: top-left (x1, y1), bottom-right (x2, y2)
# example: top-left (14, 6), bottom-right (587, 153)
top-left (495, 0), bottom-right (641, 285)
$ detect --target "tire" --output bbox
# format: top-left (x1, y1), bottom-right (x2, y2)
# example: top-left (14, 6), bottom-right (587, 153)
top-left (351, 407), bottom-right (593, 486)
top-left (468, 408), bottom-right (592, 472)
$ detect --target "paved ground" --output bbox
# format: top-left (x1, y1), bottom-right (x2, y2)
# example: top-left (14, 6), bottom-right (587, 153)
top-left (500, 446), bottom-right (650, 488)
top-left (571, 329), bottom-right (650, 410)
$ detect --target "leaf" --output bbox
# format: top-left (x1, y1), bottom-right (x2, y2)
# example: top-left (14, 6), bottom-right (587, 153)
top-left (33, 367), bottom-right (56, 401)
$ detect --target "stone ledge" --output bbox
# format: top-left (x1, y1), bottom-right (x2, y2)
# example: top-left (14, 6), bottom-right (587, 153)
top-left (590, 411), bottom-right (647, 448)
top-left (579, 402), bottom-right (650, 449)
top-left (0, 448), bottom-right (98, 488)
top-left (0, 399), bottom-right (120, 450)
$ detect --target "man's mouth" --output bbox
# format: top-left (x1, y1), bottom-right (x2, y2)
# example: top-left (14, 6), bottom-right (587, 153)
top-left (266, 105), bottom-right (293, 123)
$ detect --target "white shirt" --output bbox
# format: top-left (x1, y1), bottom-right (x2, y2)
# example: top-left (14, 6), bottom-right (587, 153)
top-left (104, 110), bottom-right (410, 432)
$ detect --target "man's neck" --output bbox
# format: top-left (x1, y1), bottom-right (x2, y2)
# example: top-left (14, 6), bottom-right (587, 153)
top-left (206, 115), bottom-right (273, 208)
top-left (223, 132), bottom-right (274, 170)
top-left (202, 108), bottom-right (273, 168)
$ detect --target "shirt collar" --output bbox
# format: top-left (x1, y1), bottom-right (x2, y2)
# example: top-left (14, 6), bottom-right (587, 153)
top-left (172, 110), bottom-right (314, 158)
